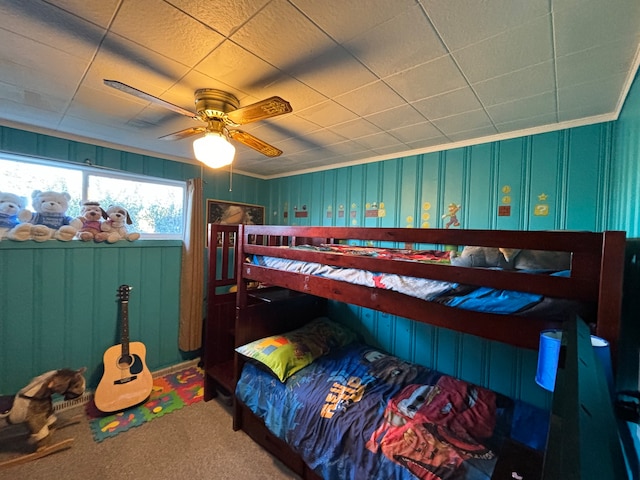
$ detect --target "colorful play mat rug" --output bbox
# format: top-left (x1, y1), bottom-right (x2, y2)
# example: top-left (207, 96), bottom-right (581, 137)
top-left (86, 366), bottom-right (203, 442)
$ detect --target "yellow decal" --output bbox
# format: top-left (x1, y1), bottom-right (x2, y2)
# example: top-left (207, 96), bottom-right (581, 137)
top-left (321, 377), bottom-right (365, 419)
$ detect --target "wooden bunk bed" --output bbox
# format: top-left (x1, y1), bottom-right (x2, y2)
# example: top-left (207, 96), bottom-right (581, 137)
top-left (203, 224), bottom-right (627, 479)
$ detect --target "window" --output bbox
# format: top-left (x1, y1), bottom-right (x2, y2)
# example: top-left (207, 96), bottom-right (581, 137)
top-left (0, 155), bottom-right (185, 239)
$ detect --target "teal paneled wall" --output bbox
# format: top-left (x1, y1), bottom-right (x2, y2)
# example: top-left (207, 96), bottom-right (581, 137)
top-left (612, 70), bottom-right (640, 393)
top-left (0, 241), bottom-right (183, 393)
top-left (612, 70), bottom-right (640, 237)
top-left (277, 123), bottom-right (616, 408)
top-left (0, 126), bottom-right (266, 394)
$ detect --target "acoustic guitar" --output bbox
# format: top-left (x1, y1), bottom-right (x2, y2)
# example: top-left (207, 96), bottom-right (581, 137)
top-left (94, 285), bottom-right (153, 413)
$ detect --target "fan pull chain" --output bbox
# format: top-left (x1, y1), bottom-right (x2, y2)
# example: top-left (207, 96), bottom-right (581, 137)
top-left (229, 162), bottom-right (233, 191)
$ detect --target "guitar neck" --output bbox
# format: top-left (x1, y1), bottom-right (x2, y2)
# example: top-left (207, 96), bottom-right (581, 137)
top-left (121, 300), bottom-right (130, 356)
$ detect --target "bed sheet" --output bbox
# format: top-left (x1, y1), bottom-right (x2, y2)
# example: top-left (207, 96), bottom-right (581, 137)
top-left (236, 343), bottom-right (548, 480)
top-left (250, 251), bottom-right (571, 315)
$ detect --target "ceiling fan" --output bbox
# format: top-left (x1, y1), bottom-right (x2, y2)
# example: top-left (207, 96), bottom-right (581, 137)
top-left (103, 80), bottom-right (293, 167)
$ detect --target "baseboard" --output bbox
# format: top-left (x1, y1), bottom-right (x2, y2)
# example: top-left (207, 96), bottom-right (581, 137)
top-left (52, 358), bottom-right (201, 413)
top-left (151, 358), bottom-right (200, 378)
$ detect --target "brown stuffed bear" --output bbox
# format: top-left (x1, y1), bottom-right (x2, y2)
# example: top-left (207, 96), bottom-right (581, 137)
top-left (75, 201), bottom-right (109, 242)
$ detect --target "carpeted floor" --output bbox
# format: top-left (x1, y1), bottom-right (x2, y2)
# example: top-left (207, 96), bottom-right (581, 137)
top-left (0, 384), bottom-right (300, 479)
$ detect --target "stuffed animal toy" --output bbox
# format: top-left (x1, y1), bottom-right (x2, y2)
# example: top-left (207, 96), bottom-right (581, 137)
top-left (11, 190), bottom-right (82, 242)
top-left (0, 191), bottom-right (28, 241)
top-left (101, 205), bottom-right (140, 243)
top-left (75, 201), bottom-right (109, 242)
top-left (450, 246), bottom-right (571, 271)
top-left (0, 368), bottom-right (86, 445)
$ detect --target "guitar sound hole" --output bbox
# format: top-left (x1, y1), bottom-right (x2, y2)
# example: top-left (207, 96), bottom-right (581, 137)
top-left (118, 354), bottom-right (144, 375)
top-left (118, 354), bottom-right (133, 369)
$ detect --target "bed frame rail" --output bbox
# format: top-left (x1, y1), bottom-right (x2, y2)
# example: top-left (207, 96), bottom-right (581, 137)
top-left (237, 226), bottom-right (625, 358)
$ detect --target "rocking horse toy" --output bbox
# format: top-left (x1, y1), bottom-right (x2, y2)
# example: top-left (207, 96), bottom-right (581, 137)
top-left (0, 367), bottom-right (86, 469)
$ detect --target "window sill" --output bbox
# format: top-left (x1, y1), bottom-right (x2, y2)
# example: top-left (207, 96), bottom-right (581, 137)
top-left (0, 239), bottom-right (183, 249)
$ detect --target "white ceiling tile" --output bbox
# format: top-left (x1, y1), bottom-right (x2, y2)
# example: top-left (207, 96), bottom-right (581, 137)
top-left (432, 109), bottom-right (496, 136)
top-left (0, 1), bottom-right (105, 57)
top-left (46, 0), bottom-right (122, 28)
top-left (405, 135), bottom-right (451, 150)
top-left (372, 144), bottom-right (412, 157)
top-left (58, 112), bottom-right (189, 157)
top-left (486, 91), bottom-right (557, 125)
top-left (365, 105), bottom-right (428, 131)
top-left (110, 0), bottom-right (226, 67)
top-left (168, 0), bottom-right (271, 37)
top-left (330, 119), bottom-right (383, 140)
top-left (344, 4), bottom-right (447, 78)
top-left (283, 45), bottom-right (378, 98)
top-left (424, 0), bottom-right (550, 51)
top-left (296, 100), bottom-right (359, 128)
top-left (387, 122), bottom-right (443, 143)
top-left (293, 128), bottom-right (349, 148)
top-left (291, 0), bottom-right (416, 43)
top-left (413, 87), bottom-right (483, 121)
top-left (194, 41), bottom-right (283, 95)
top-left (556, 39), bottom-right (639, 89)
top-left (558, 74), bottom-right (628, 119)
top-left (0, 81), bottom-right (66, 120)
top-left (0, 30), bottom-right (87, 99)
top-left (350, 131), bottom-right (405, 150)
top-left (446, 124), bottom-right (499, 142)
top-left (230, 0), bottom-right (335, 71)
top-left (385, 55), bottom-right (469, 102)
top-left (473, 61), bottom-right (555, 107)
top-left (251, 114), bottom-right (322, 142)
top-left (494, 112), bottom-right (558, 133)
top-left (251, 75), bottom-right (327, 113)
top-left (326, 140), bottom-right (373, 156)
top-left (335, 81), bottom-right (407, 117)
top-left (83, 32), bottom-right (193, 95)
top-left (68, 83), bottom-right (158, 125)
top-left (553, 0), bottom-right (640, 56)
top-left (275, 132), bottom-right (331, 154)
top-left (453, 14), bottom-right (553, 84)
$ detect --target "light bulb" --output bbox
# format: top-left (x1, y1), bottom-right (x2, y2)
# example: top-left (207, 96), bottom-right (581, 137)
top-left (193, 132), bottom-right (235, 168)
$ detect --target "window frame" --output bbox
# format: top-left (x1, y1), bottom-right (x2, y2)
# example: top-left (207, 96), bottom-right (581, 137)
top-left (0, 152), bottom-right (187, 241)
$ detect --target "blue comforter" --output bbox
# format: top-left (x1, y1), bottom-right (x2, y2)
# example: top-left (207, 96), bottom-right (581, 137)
top-left (236, 343), bottom-right (548, 480)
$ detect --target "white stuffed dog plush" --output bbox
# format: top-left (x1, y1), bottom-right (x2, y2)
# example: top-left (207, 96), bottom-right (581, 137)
top-left (101, 205), bottom-right (140, 243)
top-left (0, 191), bottom-right (28, 241)
top-left (10, 190), bottom-right (82, 242)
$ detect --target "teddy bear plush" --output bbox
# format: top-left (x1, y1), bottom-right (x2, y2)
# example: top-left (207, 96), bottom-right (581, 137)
top-left (11, 190), bottom-right (82, 242)
top-left (75, 201), bottom-right (109, 242)
top-left (101, 205), bottom-right (141, 243)
top-left (0, 191), bottom-right (28, 241)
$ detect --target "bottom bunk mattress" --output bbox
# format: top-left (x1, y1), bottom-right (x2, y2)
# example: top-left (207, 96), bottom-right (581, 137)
top-left (236, 341), bottom-right (549, 480)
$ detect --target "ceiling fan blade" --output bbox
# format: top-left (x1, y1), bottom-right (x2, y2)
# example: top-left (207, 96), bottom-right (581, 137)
top-left (104, 79), bottom-right (199, 120)
top-left (226, 97), bottom-right (292, 125)
top-left (228, 130), bottom-right (283, 157)
top-left (159, 126), bottom-right (206, 141)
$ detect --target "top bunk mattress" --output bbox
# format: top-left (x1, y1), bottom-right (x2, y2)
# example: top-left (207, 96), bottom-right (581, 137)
top-left (249, 244), bottom-right (589, 320)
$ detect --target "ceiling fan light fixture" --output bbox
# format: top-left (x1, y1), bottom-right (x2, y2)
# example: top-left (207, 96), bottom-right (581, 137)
top-left (193, 132), bottom-right (236, 169)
